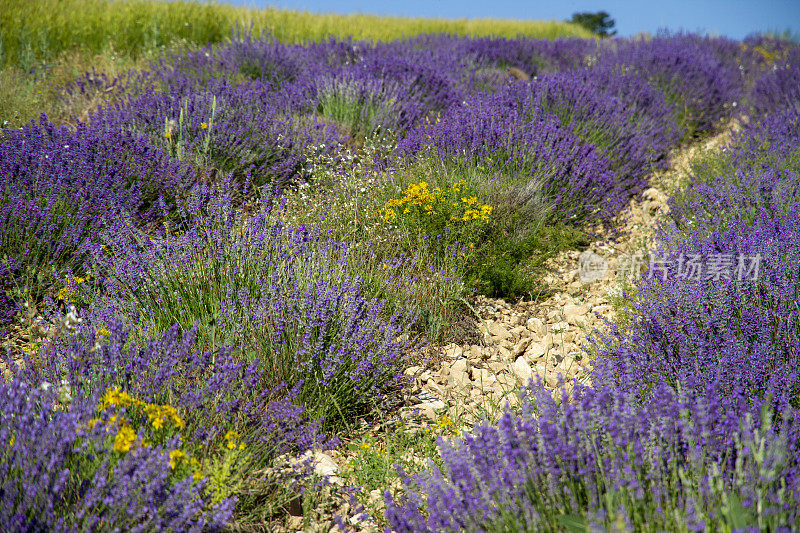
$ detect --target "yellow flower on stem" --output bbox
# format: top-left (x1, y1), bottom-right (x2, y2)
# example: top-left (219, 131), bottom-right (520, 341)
top-left (98, 386), bottom-right (140, 411)
top-left (169, 449), bottom-right (186, 469)
top-left (113, 425), bottom-right (137, 453)
top-left (56, 287), bottom-right (75, 302)
top-left (224, 430), bottom-right (244, 450)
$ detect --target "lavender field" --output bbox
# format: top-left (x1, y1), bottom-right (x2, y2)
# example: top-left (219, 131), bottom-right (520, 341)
top-left (1, 12), bottom-right (800, 532)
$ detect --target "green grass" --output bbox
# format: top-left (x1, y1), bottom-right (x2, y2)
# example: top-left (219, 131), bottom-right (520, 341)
top-left (0, 0), bottom-right (593, 70)
top-left (0, 0), bottom-right (591, 128)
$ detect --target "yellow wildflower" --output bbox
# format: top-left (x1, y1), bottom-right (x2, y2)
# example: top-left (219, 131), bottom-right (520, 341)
top-left (113, 425), bottom-right (137, 453)
top-left (56, 287), bottom-right (75, 301)
top-left (160, 405), bottom-right (184, 429)
top-left (169, 449), bottom-right (186, 469)
top-left (164, 131), bottom-right (172, 139)
top-left (224, 430), bottom-right (242, 450)
top-left (96, 327), bottom-right (111, 336)
top-left (480, 204), bottom-right (492, 223)
top-left (98, 386), bottom-right (140, 411)
top-left (200, 122), bottom-right (208, 130)
top-left (437, 416), bottom-right (454, 430)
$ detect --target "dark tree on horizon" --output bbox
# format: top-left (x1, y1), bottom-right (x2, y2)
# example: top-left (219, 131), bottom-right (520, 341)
top-left (569, 11), bottom-right (617, 37)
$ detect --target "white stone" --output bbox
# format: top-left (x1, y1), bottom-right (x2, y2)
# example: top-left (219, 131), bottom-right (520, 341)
top-left (541, 333), bottom-right (554, 349)
top-left (526, 317), bottom-right (547, 337)
top-left (497, 346), bottom-right (512, 362)
top-left (472, 368), bottom-right (498, 386)
top-left (534, 365), bottom-right (559, 388)
top-left (488, 361), bottom-right (506, 374)
top-left (513, 357), bottom-right (533, 383)
top-left (449, 358), bottom-right (471, 388)
top-left (509, 325), bottom-right (527, 339)
top-left (525, 342), bottom-right (547, 360)
top-left (451, 358), bottom-right (469, 374)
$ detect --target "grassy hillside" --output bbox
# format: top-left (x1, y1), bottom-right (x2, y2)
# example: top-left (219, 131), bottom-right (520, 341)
top-left (0, 0), bottom-right (593, 69)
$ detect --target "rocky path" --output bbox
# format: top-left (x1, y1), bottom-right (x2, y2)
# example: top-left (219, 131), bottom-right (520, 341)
top-left (394, 128), bottom-right (734, 432)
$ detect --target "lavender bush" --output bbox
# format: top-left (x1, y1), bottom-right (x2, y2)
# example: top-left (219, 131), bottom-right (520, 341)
top-left (0, 116), bottom-right (195, 305)
top-left (594, 108), bottom-right (800, 412)
top-left (529, 68), bottom-right (680, 190)
top-left (1, 308), bottom-right (337, 529)
top-left (398, 87), bottom-right (623, 223)
top-left (90, 180), bottom-right (414, 427)
top-left (595, 32), bottom-right (744, 138)
top-left (93, 78), bottom-right (344, 191)
top-left (386, 382), bottom-right (799, 532)
top-left (749, 48), bottom-right (800, 115)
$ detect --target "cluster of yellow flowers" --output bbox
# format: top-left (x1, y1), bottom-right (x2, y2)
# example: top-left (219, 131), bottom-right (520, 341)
top-left (456, 196), bottom-right (493, 223)
top-left (56, 276), bottom-right (85, 303)
top-left (383, 180), bottom-right (492, 225)
top-left (384, 181), bottom-right (443, 221)
top-left (223, 430), bottom-right (246, 451)
top-left (88, 386), bottom-right (185, 454)
top-left (740, 41), bottom-right (784, 65)
top-left (169, 449), bottom-right (187, 469)
top-left (87, 413), bottom-right (140, 453)
top-left (85, 386), bottom-right (250, 488)
top-left (426, 415), bottom-right (460, 437)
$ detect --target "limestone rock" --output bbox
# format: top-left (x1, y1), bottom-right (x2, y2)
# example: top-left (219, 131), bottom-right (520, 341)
top-left (526, 317), bottom-right (547, 337)
top-left (442, 343), bottom-right (463, 360)
top-left (512, 357), bottom-right (533, 383)
top-left (563, 304), bottom-right (589, 326)
top-left (488, 322), bottom-right (511, 341)
top-left (512, 337), bottom-right (532, 358)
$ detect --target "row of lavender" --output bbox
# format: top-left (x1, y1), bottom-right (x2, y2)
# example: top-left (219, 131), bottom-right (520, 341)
top-left (1, 32), bottom-right (799, 528)
top-left (386, 55), bottom-right (800, 532)
top-left (2, 32), bottom-right (782, 328)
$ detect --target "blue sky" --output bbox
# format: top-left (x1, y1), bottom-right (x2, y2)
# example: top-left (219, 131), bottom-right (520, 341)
top-left (224, 0), bottom-right (800, 40)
